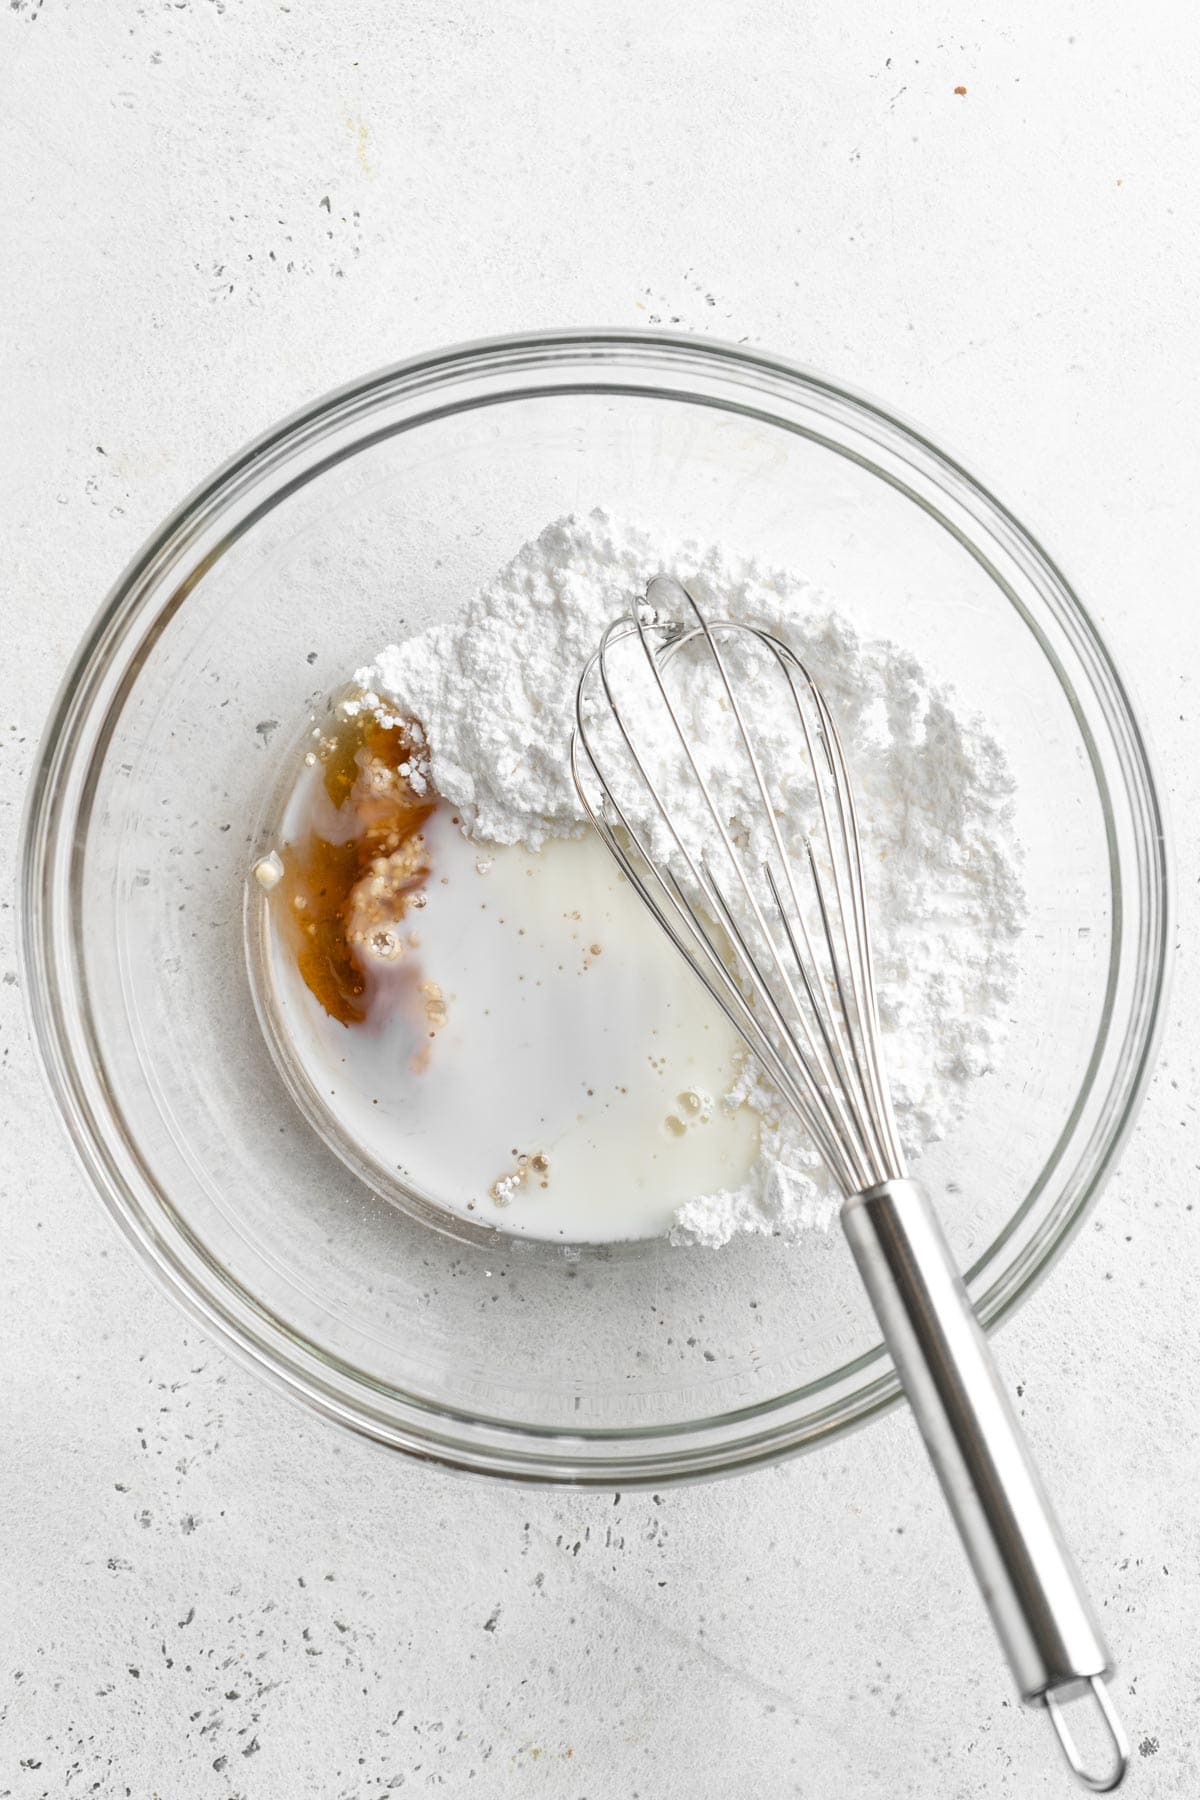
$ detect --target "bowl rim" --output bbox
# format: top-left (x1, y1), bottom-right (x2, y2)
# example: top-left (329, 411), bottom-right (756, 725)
top-left (19, 327), bottom-right (1172, 1483)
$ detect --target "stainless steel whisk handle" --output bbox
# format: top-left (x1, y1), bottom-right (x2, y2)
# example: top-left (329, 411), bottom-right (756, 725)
top-left (841, 1179), bottom-right (1128, 1793)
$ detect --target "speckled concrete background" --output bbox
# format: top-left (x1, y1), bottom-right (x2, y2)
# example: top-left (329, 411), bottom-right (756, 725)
top-left (2, 4), bottom-right (1197, 1796)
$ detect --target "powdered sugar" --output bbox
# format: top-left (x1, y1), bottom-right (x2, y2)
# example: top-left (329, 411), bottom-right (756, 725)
top-left (357, 510), bottom-right (1023, 1246)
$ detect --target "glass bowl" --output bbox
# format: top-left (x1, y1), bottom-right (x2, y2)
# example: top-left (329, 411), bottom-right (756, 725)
top-left (20, 332), bottom-right (1168, 1483)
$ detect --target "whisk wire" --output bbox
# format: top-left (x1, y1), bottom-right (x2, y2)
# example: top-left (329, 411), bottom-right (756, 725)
top-left (629, 609), bottom-right (835, 1089)
top-left (795, 662), bottom-right (907, 1176)
top-left (569, 729), bottom-right (851, 1181)
top-left (630, 601), bottom-right (878, 1191)
top-left (761, 856), bottom-right (878, 1186)
top-left (681, 609), bottom-right (905, 1187)
top-left (672, 597), bottom-right (888, 1188)
top-left (572, 583), bottom-right (907, 1198)
top-left (764, 644), bottom-right (895, 1185)
top-left (694, 858), bottom-right (868, 1189)
top-left (570, 653), bottom-right (860, 1189)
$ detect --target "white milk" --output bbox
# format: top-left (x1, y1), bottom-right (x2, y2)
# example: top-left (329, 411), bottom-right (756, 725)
top-left (263, 803), bottom-right (760, 1243)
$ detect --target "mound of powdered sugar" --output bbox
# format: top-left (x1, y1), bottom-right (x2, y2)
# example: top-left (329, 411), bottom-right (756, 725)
top-left (357, 510), bottom-right (1023, 1246)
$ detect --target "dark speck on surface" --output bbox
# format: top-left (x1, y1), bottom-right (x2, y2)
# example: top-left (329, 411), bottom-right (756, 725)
top-left (1138, 1736), bottom-right (1160, 1757)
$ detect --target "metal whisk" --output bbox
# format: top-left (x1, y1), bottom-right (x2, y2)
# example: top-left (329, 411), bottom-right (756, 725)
top-left (571, 575), bottom-right (1128, 1792)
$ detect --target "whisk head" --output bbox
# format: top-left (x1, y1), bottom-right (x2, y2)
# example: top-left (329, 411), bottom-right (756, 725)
top-left (571, 575), bottom-right (907, 1199)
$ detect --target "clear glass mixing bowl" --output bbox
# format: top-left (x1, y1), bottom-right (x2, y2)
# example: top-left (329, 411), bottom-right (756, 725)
top-left (20, 332), bottom-right (1168, 1482)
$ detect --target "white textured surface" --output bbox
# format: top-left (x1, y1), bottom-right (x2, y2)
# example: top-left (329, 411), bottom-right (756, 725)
top-left (1, 3), bottom-right (1197, 1795)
